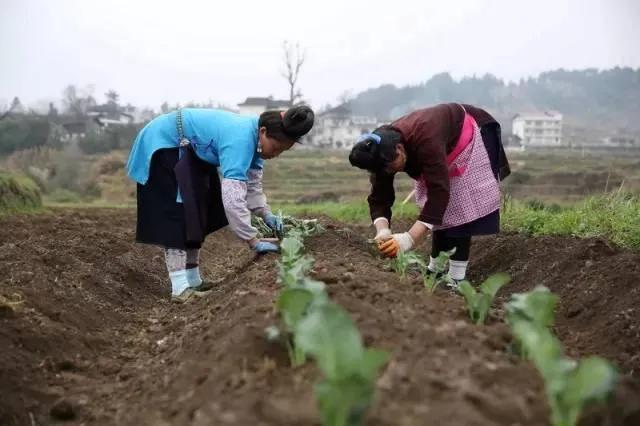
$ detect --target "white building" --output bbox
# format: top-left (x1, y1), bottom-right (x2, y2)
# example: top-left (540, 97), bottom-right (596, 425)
top-left (237, 96), bottom-right (290, 115)
top-left (601, 135), bottom-right (637, 148)
top-left (512, 111), bottom-right (563, 147)
top-left (303, 105), bottom-right (381, 150)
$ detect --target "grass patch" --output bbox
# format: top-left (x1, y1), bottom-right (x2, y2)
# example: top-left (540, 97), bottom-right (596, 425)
top-left (272, 201), bottom-right (418, 224)
top-left (277, 192), bottom-right (640, 249)
top-left (503, 192), bottom-right (640, 249)
top-left (0, 172), bottom-right (42, 215)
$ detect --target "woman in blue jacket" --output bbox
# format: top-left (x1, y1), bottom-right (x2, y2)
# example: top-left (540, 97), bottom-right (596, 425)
top-left (126, 105), bottom-right (314, 302)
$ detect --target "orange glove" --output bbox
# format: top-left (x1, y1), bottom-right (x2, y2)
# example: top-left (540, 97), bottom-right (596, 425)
top-left (378, 238), bottom-right (399, 257)
top-left (377, 232), bottom-right (414, 258)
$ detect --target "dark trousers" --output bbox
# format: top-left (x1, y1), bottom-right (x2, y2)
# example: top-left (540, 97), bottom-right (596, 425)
top-left (431, 231), bottom-right (471, 261)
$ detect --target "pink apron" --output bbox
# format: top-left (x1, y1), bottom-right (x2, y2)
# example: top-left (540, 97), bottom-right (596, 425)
top-left (414, 109), bottom-right (501, 230)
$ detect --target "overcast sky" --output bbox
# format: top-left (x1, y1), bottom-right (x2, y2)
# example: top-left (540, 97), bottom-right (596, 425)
top-left (1, 0), bottom-right (638, 111)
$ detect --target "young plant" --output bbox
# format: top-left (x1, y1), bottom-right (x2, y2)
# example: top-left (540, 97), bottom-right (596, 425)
top-left (283, 216), bottom-right (325, 238)
top-left (271, 222), bottom-right (330, 366)
top-left (506, 285), bottom-right (558, 357)
top-left (422, 248), bottom-right (456, 292)
top-left (506, 287), bottom-right (618, 426)
top-left (295, 302), bottom-right (389, 426)
top-left (276, 287), bottom-right (314, 366)
top-left (457, 273), bottom-right (511, 324)
top-left (253, 212), bottom-right (324, 239)
top-left (506, 285), bottom-right (557, 328)
top-left (390, 251), bottom-right (426, 279)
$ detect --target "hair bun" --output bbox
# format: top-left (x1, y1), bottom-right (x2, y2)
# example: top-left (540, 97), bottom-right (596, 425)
top-left (349, 140), bottom-right (382, 171)
top-left (283, 105), bottom-right (315, 138)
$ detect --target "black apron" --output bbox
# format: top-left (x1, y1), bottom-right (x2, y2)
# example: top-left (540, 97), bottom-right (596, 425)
top-left (174, 144), bottom-right (228, 246)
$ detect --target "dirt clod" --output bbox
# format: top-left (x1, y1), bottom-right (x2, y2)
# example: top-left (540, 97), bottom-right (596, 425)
top-left (50, 398), bottom-right (76, 421)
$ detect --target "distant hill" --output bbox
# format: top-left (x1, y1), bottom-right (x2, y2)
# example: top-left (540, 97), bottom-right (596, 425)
top-left (346, 68), bottom-right (640, 133)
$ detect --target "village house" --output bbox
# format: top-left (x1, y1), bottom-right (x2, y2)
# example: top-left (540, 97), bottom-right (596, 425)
top-left (512, 111), bottom-right (563, 147)
top-left (237, 96), bottom-right (290, 115)
top-left (303, 104), bottom-right (381, 150)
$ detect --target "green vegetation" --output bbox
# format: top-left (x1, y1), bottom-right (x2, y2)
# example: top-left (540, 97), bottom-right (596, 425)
top-left (278, 191), bottom-right (640, 249)
top-left (503, 192), bottom-right (640, 249)
top-left (272, 201), bottom-right (418, 223)
top-left (267, 217), bottom-right (388, 425)
top-left (422, 249), bottom-right (455, 292)
top-left (296, 303), bottom-right (389, 426)
top-left (506, 287), bottom-right (618, 426)
top-left (0, 172), bottom-right (42, 214)
top-left (457, 273), bottom-right (511, 325)
top-left (390, 251), bottom-right (425, 279)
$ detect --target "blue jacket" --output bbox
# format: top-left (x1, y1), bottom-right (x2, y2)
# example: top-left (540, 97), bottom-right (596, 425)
top-left (126, 109), bottom-right (263, 185)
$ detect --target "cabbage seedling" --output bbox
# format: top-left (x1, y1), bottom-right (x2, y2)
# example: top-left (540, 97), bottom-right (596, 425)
top-left (506, 288), bottom-right (618, 426)
top-left (423, 249), bottom-right (456, 292)
top-left (296, 303), bottom-right (389, 426)
top-left (276, 288), bottom-right (314, 366)
top-left (457, 273), bottom-right (511, 324)
top-left (391, 251), bottom-right (426, 279)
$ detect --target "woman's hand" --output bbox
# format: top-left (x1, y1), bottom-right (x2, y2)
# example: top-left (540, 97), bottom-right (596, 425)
top-left (373, 217), bottom-right (392, 241)
top-left (377, 221), bottom-right (430, 258)
top-left (248, 237), bottom-right (280, 254)
top-left (378, 233), bottom-right (414, 257)
top-left (264, 212), bottom-right (284, 235)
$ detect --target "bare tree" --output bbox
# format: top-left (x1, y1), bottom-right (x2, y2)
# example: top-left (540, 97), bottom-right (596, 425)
top-left (105, 90), bottom-right (120, 105)
top-left (280, 41), bottom-right (306, 106)
top-left (62, 85), bottom-right (97, 116)
top-left (0, 97), bottom-right (22, 121)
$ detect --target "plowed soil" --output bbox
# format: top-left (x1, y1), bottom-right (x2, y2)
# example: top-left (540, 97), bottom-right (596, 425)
top-left (1, 209), bottom-right (639, 426)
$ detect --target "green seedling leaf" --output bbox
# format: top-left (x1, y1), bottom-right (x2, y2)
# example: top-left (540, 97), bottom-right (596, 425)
top-left (432, 248), bottom-right (455, 273)
top-left (282, 215), bottom-right (325, 238)
top-left (458, 280), bottom-right (478, 308)
top-left (359, 348), bottom-right (390, 381)
top-left (252, 215), bottom-right (274, 238)
top-left (312, 351), bottom-right (389, 426)
top-left (507, 285), bottom-right (558, 328)
top-left (391, 251), bottom-right (426, 279)
top-left (511, 318), bottom-right (565, 368)
top-left (300, 277), bottom-right (329, 304)
top-left (281, 236), bottom-right (304, 260)
top-left (315, 377), bottom-right (375, 426)
top-left (554, 357), bottom-right (617, 426)
top-left (423, 273), bottom-right (437, 292)
top-left (479, 272), bottom-right (511, 299)
top-left (420, 249), bottom-right (456, 292)
top-left (277, 288), bottom-right (314, 330)
top-left (278, 255), bottom-right (315, 288)
top-left (458, 273), bottom-right (510, 324)
top-left (295, 302), bottom-right (365, 381)
top-left (506, 286), bottom-right (618, 426)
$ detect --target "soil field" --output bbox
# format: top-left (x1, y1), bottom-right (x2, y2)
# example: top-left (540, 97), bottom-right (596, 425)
top-left (1, 209), bottom-right (639, 425)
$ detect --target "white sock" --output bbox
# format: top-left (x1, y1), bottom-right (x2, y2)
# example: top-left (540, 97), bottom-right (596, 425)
top-left (169, 270), bottom-right (190, 296)
top-left (186, 267), bottom-right (203, 287)
top-left (448, 260), bottom-right (469, 281)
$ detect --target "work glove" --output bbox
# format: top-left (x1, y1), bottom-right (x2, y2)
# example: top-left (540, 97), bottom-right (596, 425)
top-left (264, 213), bottom-right (284, 236)
top-left (378, 232), bottom-right (414, 258)
top-left (374, 227), bottom-right (392, 241)
top-left (254, 240), bottom-right (280, 254)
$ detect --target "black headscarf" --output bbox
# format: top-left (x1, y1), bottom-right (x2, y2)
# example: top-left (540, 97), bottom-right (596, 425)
top-left (349, 126), bottom-right (402, 172)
